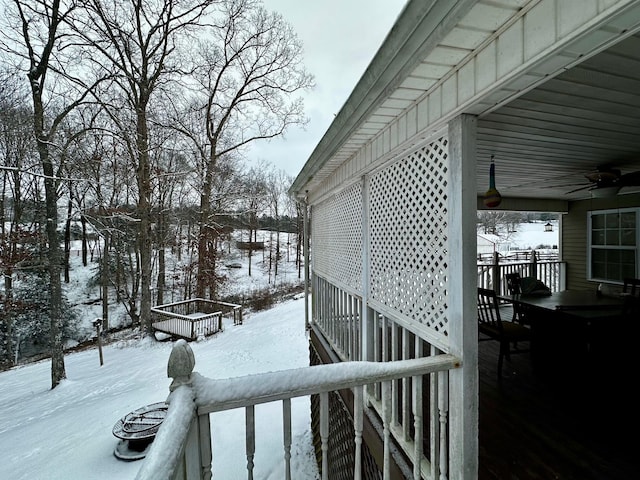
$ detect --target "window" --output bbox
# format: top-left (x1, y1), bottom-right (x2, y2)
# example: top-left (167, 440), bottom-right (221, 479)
top-left (588, 208), bottom-right (638, 282)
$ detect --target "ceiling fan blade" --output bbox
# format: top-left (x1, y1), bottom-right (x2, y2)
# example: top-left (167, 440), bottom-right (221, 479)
top-left (541, 182), bottom-right (591, 189)
top-left (620, 171), bottom-right (640, 186)
top-left (565, 184), bottom-right (593, 194)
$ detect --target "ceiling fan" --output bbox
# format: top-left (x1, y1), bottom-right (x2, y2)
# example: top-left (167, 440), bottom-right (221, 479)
top-left (565, 165), bottom-right (640, 196)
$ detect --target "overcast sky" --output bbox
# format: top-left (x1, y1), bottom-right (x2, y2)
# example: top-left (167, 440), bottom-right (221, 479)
top-left (249, 0), bottom-right (407, 179)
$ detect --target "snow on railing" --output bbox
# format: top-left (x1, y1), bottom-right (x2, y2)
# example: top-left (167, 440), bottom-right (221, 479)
top-left (135, 340), bottom-right (461, 480)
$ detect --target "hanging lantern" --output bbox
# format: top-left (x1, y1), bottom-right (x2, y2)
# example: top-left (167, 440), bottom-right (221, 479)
top-left (483, 155), bottom-right (502, 208)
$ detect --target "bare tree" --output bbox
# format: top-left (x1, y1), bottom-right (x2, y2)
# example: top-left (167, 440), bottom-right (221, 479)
top-left (265, 167), bottom-right (290, 283)
top-left (171, 0), bottom-right (313, 297)
top-left (477, 211), bottom-right (526, 247)
top-left (73, 0), bottom-right (216, 335)
top-left (0, 0), bottom-right (103, 387)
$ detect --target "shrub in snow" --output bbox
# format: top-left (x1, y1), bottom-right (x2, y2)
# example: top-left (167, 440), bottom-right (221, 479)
top-left (7, 272), bottom-right (80, 360)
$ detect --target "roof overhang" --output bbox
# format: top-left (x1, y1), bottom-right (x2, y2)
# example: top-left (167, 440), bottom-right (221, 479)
top-left (290, 0), bottom-right (640, 208)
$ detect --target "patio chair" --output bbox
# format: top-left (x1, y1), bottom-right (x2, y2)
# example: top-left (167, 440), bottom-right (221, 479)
top-left (505, 272), bottom-right (522, 294)
top-left (504, 272), bottom-right (524, 323)
top-left (623, 277), bottom-right (640, 297)
top-left (478, 287), bottom-right (531, 377)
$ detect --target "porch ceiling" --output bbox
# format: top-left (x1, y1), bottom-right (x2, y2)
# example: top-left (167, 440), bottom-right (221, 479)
top-left (477, 33), bottom-right (640, 202)
top-left (290, 0), bottom-right (640, 205)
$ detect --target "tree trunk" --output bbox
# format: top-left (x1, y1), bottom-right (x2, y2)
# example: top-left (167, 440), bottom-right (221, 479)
top-left (3, 270), bottom-right (14, 366)
top-left (30, 75), bottom-right (66, 388)
top-left (42, 149), bottom-right (66, 389)
top-left (81, 214), bottom-right (88, 267)
top-left (101, 232), bottom-right (109, 330)
top-left (268, 230), bottom-right (273, 284)
top-left (135, 100), bottom-right (152, 336)
top-left (64, 197), bottom-right (72, 283)
top-left (157, 246), bottom-right (165, 306)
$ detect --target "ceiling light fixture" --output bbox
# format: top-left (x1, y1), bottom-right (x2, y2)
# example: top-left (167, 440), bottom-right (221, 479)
top-left (590, 186), bottom-right (620, 198)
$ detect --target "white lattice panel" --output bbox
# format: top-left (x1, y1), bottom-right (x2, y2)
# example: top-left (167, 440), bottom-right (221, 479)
top-left (368, 138), bottom-right (449, 347)
top-left (312, 182), bottom-right (363, 292)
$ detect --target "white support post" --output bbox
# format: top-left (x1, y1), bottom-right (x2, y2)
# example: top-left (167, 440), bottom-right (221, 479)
top-left (447, 114), bottom-right (479, 479)
top-left (303, 197), bottom-right (310, 329)
top-left (361, 175), bottom-right (371, 363)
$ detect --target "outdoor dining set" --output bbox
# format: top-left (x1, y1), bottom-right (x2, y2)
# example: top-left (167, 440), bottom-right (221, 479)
top-left (478, 274), bottom-right (639, 378)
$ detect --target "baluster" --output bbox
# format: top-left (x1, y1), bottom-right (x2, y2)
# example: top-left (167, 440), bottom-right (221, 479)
top-left (245, 405), bottom-right (255, 480)
top-left (382, 380), bottom-right (392, 479)
top-left (199, 413), bottom-right (212, 480)
top-left (283, 399), bottom-right (292, 480)
top-left (402, 328), bottom-right (410, 441)
top-left (353, 386), bottom-right (363, 480)
top-left (355, 299), bottom-right (362, 361)
top-left (414, 339), bottom-right (425, 480)
top-left (347, 293), bottom-right (353, 360)
top-left (332, 284), bottom-right (337, 342)
top-left (340, 290), bottom-right (346, 354)
top-left (438, 371), bottom-right (449, 480)
top-left (391, 322), bottom-right (398, 427)
top-left (413, 373), bottom-right (424, 480)
top-left (320, 392), bottom-right (329, 480)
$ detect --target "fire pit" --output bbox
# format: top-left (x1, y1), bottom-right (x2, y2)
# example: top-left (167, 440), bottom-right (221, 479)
top-left (112, 402), bottom-right (168, 461)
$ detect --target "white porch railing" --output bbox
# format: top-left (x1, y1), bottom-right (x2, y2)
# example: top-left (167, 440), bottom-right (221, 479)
top-left (311, 274), bottom-right (458, 479)
top-left (134, 340), bottom-right (460, 480)
top-left (477, 255), bottom-right (566, 294)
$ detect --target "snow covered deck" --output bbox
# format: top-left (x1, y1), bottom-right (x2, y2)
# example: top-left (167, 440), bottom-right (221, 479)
top-left (151, 298), bottom-right (242, 341)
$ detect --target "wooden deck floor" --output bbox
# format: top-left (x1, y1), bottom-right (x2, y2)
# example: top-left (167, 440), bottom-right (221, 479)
top-left (478, 339), bottom-right (633, 480)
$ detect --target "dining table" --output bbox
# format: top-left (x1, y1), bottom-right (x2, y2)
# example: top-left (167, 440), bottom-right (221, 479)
top-left (498, 290), bottom-right (627, 317)
top-left (497, 290), bottom-right (628, 378)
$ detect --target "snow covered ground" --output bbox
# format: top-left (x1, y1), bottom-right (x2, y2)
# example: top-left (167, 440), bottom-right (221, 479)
top-left (509, 221), bottom-right (559, 250)
top-left (0, 298), bottom-right (319, 480)
top-left (0, 227), bottom-right (315, 479)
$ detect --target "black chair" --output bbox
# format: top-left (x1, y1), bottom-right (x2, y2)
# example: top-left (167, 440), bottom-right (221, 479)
top-left (623, 278), bottom-right (640, 297)
top-left (504, 272), bottom-right (525, 323)
top-left (478, 287), bottom-right (531, 377)
top-left (505, 272), bottom-right (522, 294)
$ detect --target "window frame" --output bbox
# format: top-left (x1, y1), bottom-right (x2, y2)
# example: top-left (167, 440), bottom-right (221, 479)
top-left (587, 207), bottom-right (638, 283)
